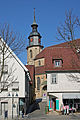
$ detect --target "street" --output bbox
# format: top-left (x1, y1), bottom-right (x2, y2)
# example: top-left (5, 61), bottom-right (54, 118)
top-left (1, 101), bottom-right (80, 120)
top-left (18, 101), bottom-right (80, 120)
top-left (19, 112), bottom-right (80, 120)
top-left (22, 101), bottom-right (80, 120)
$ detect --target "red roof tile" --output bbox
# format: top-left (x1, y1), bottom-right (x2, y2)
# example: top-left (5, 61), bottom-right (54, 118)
top-left (35, 39), bottom-right (80, 74)
top-left (25, 65), bottom-right (35, 82)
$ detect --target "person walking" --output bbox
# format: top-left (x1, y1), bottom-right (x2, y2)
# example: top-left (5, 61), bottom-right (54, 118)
top-left (22, 107), bottom-right (24, 118)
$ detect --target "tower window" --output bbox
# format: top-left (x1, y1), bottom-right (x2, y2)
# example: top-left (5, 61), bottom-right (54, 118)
top-left (38, 38), bottom-right (41, 43)
top-left (37, 77), bottom-right (40, 90)
top-left (38, 60), bottom-right (41, 66)
top-left (30, 50), bottom-right (32, 58)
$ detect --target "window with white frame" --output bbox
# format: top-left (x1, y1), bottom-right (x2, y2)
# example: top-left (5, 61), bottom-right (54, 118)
top-left (53, 59), bottom-right (62, 67)
top-left (51, 74), bottom-right (57, 84)
top-left (12, 82), bottom-right (19, 91)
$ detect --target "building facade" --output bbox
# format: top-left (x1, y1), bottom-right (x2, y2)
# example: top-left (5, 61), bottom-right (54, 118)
top-left (0, 38), bottom-right (31, 118)
top-left (27, 10), bottom-right (80, 112)
top-left (32, 39), bottom-right (80, 111)
top-left (27, 9), bottom-right (47, 99)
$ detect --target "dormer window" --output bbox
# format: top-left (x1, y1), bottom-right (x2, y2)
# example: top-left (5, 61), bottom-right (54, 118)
top-left (55, 60), bottom-right (61, 67)
top-left (53, 59), bottom-right (63, 67)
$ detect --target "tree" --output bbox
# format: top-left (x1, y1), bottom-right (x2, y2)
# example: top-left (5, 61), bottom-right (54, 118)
top-left (56, 9), bottom-right (80, 81)
top-left (0, 23), bottom-right (26, 92)
top-left (56, 9), bottom-right (80, 51)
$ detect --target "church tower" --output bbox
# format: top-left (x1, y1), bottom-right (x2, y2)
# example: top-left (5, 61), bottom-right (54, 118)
top-left (27, 9), bottom-right (44, 65)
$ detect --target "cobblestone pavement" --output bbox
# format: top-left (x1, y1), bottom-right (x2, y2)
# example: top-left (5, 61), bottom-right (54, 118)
top-left (1, 101), bottom-right (80, 120)
top-left (1, 112), bottom-right (80, 120)
top-left (24, 113), bottom-right (80, 120)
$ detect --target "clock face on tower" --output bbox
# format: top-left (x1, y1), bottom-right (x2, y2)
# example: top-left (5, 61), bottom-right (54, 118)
top-left (38, 38), bottom-right (41, 43)
top-left (30, 38), bottom-right (33, 42)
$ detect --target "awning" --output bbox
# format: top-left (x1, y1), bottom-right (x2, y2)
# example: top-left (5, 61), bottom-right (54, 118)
top-left (62, 93), bottom-right (80, 99)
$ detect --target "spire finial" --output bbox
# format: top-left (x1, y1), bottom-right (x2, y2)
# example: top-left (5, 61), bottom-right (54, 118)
top-left (33, 8), bottom-right (36, 24)
top-left (34, 8), bottom-right (35, 20)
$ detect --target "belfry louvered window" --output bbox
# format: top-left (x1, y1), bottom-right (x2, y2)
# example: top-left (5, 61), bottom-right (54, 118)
top-left (37, 77), bottom-right (40, 90)
top-left (30, 50), bottom-right (32, 58)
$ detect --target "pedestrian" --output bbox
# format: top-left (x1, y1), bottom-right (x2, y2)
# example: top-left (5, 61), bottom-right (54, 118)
top-left (22, 107), bottom-right (24, 118)
top-left (63, 106), bottom-right (66, 115)
top-left (66, 105), bottom-right (69, 115)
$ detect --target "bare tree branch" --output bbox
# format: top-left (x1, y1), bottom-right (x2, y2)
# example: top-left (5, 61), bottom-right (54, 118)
top-left (56, 9), bottom-right (80, 81)
top-left (0, 23), bottom-right (26, 92)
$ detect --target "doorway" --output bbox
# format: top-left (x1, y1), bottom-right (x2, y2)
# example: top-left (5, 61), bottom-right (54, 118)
top-left (1, 102), bottom-right (8, 116)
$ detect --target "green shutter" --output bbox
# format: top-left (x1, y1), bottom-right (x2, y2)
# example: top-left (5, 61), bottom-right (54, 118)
top-left (56, 99), bottom-right (59, 110)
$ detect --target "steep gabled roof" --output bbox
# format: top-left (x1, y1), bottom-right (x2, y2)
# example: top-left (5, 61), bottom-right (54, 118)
top-left (0, 38), bottom-right (28, 72)
top-left (35, 39), bottom-right (80, 74)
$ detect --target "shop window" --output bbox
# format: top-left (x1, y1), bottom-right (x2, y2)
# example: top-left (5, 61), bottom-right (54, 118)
top-left (51, 74), bottom-right (57, 84)
top-left (37, 77), bottom-right (40, 90)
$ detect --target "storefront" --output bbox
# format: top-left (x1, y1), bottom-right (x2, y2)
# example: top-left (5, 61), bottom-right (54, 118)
top-left (62, 93), bottom-right (80, 111)
top-left (48, 95), bottom-right (59, 111)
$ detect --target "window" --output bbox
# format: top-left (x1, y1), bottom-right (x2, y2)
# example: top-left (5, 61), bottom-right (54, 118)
top-left (1, 102), bottom-right (8, 115)
top-left (46, 74), bottom-right (47, 79)
top-left (12, 82), bottom-right (19, 91)
top-left (37, 77), bottom-right (40, 90)
top-left (0, 65), bottom-right (8, 74)
top-left (55, 60), bottom-right (60, 67)
top-left (0, 45), bottom-right (2, 53)
top-left (4, 65), bottom-right (8, 73)
top-left (38, 60), bottom-right (41, 66)
top-left (30, 50), bottom-right (32, 58)
top-left (53, 59), bottom-right (62, 67)
top-left (0, 82), bottom-right (8, 91)
top-left (51, 74), bottom-right (57, 84)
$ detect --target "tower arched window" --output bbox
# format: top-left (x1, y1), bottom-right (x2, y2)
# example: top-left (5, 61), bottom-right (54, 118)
top-left (30, 50), bottom-right (32, 58)
top-left (38, 60), bottom-right (41, 66)
top-left (37, 77), bottom-right (40, 90)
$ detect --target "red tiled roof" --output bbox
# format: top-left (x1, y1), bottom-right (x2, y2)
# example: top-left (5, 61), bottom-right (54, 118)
top-left (35, 39), bottom-right (80, 74)
top-left (25, 65), bottom-right (35, 82)
top-left (47, 39), bottom-right (80, 48)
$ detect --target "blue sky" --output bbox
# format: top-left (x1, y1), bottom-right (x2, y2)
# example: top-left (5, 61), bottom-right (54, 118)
top-left (0, 0), bottom-right (80, 64)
